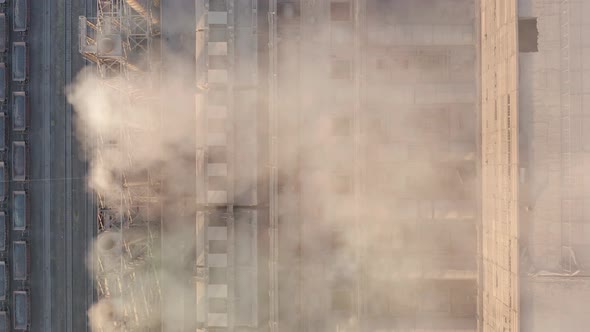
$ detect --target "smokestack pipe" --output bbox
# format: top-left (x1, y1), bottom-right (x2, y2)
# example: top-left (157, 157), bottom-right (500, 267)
top-left (125, 0), bottom-right (159, 24)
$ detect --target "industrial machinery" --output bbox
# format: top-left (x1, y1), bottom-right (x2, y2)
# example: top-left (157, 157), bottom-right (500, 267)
top-left (79, 0), bottom-right (162, 330)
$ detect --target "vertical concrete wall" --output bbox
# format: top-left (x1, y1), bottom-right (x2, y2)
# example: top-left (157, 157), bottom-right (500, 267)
top-left (297, 1), bottom-right (359, 330)
top-left (194, 0), bottom-right (259, 330)
top-left (480, 0), bottom-right (519, 331)
top-left (518, 0), bottom-right (564, 281)
top-left (361, 0), bottom-right (478, 330)
top-left (280, 1), bottom-right (478, 331)
top-left (274, 1), bottom-right (303, 331)
top-left (518, 0), bottom-right (590, 331)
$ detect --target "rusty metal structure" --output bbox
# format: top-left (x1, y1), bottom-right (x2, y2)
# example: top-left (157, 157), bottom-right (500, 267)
top-left (79, 0), bottom-right (162, 330)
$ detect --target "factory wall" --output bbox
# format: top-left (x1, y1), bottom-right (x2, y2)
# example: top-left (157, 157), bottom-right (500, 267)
top-left (275, 1), bottom-right (479, 330)
top-left (480, 0), bottom-right (519, 331)
top-left (296, 1), bottom-right (358, 329)
top-left (269, 1), bottom-right (504, 331)
top-left (361, 0), bottom-right (479, 330)
top-left (518, 0), bottom-right (590, 331)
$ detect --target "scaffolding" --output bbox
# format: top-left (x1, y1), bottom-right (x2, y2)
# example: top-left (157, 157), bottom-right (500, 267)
top-left (79, 0), bottom-right (162, 330)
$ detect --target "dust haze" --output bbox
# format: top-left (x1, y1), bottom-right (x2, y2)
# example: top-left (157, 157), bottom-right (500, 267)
top-left (67, 1), bottom-right (478, 330)
top-left (68, 52), bottom-right (203, 330)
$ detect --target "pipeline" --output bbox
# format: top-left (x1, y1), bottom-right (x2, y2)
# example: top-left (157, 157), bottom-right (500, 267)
top-left (126, 0), bottom-right (159, 24)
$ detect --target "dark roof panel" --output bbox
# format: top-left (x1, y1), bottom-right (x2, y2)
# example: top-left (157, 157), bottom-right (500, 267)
top-left (13, 291), bottom-right (28, 330)
top-left (12, 192), bottom-right (26, 230)
top-left (12, 242), bottom-right (27, 280)
top-left (12, 92), bottom-right (27, 131)
top-left (13, 0), bottom-right (28, 32)
top-left (0, 311), bottom-right (8, 332)
top-left (0, 213), bottom-right (5, 251)
top-left (0, 14), bottom-right (7, 52)
top-left (12, 142), bottom-right (26, 181)
top-left (11, 43), bottom-right (27, 82)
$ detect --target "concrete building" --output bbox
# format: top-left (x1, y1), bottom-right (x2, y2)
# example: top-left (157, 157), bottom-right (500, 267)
top-left (273, 0), bottom-right (478, 331)
top-left (482, 0), bottom-right (590, 331)
top-left (9, 0), bottom-right (589, 331)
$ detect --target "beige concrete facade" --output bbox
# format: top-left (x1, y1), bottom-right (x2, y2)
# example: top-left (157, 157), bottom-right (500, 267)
top-left (275, 1), bottom-right (479, 331)
top-left (481, 0), bottom-right (590, 331)
top-left (480, 0), bottom-right (519, 331)
top-left (518, 0), bottom-right (590, 331)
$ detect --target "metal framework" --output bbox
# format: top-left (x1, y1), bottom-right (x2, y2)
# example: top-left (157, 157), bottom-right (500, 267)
top-left (79, 0), bottom-right (161, 330)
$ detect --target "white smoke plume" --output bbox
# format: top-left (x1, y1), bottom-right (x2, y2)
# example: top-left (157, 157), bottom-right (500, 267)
top-left (67, 2), bottom-right (479, 330)
top-left (67, 52), bottom-right (202, 330)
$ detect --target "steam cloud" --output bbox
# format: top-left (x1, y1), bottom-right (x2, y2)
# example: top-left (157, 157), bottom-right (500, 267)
top-left (67, 53), bottom-right (201, 330)
top-left (67, 4), bottom-right (478, 331)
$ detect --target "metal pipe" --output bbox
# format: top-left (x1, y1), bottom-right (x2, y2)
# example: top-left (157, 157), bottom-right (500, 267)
top-left (125, 0), bottom-right (159, 24)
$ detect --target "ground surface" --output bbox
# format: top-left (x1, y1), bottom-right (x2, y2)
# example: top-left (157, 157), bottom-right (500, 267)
top-left (29, 1), bottom-right (95, 331)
